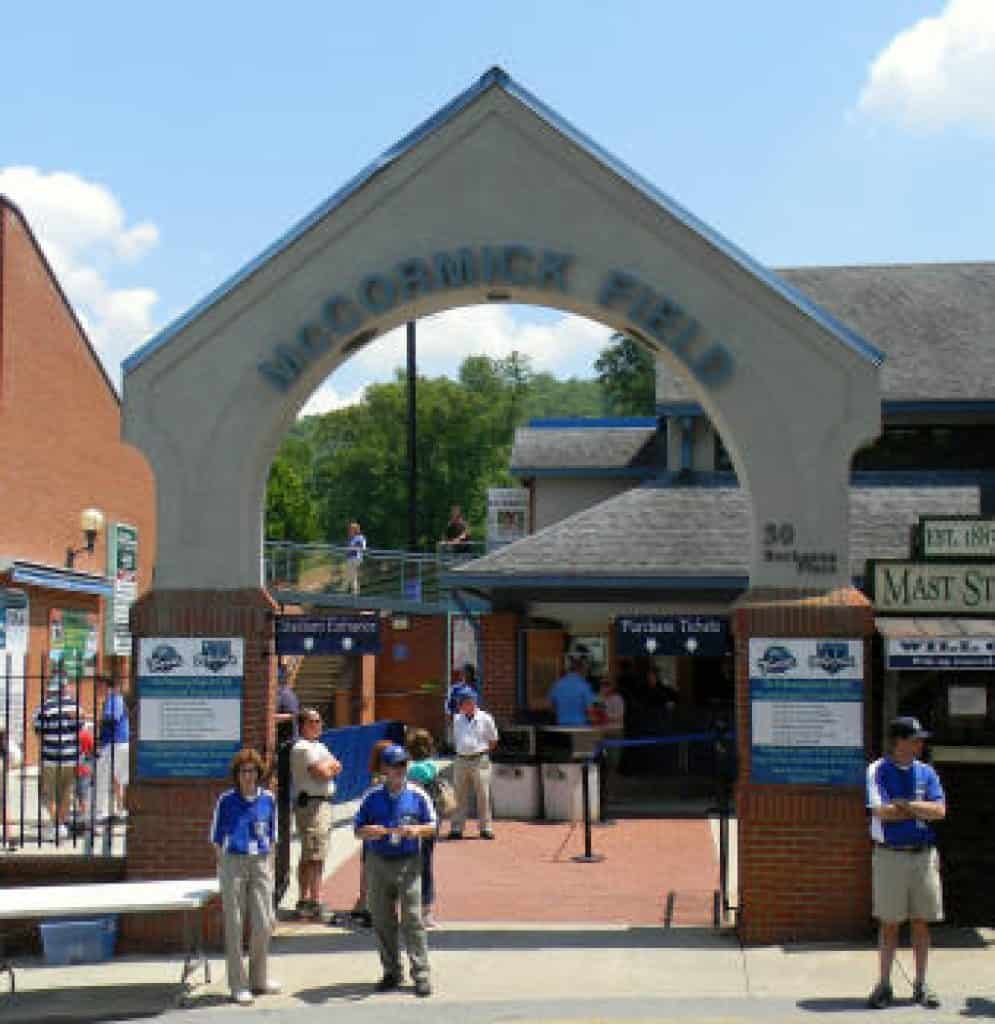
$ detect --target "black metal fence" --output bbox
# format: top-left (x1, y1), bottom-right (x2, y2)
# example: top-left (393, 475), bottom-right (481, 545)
top-left (0, 657), bottom-right (131, 855)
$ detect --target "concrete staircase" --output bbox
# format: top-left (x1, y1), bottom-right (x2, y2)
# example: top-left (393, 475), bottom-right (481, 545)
top-left (291, 656), bottom-right (349, 722)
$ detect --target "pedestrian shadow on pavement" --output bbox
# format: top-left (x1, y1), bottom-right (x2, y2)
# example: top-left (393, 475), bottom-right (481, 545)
top-left (274, 925), bottom-right (736, 955)
top-left (0, 982), bottom-right (178, 1024)
top-left (962, 996), bottom-right (995, 1017)
top-left (294, 980), bottom-right (382, 1003)
top-left (796, 996), bottom-right (901, 1013)
top-left (781, 925), bottom-right (990, 954)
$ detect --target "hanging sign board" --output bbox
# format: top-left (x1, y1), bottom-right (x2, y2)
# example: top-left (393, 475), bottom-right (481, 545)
top-left (886, 635), bottom-right (995, 670)
top-left (916, 517), bottom-right (995, 560)
top-left (615, 615), bottom-right (730, 658)
top-left (869, 560), bottom-right (995, 614)
top-left (137, 637), bottom-right (243, 779)
top-left (749, 638), bottom-right (864, 786)
top-left (49, 608), bottom-right (98, 678)
top-left (276, 615), bottom-right (380, 656)
top-left (106, 522), bottom-right (139, 657)
top-left (487, 488), bottom-right (529, 551)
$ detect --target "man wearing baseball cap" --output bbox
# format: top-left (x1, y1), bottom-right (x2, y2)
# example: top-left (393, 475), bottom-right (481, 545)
top-left (354, 743), bottom-right (436, 996)
top-left (866, 717), bottom-right (946, 1009)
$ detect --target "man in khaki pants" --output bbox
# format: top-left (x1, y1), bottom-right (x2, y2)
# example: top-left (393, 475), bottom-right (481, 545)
top-left (448, 686), bottom-right (499, 840)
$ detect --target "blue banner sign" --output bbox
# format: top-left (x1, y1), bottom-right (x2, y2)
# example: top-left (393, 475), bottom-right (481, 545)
top-left (614, 615), bottom-right (730, 658)
top-left (276, 615), bottom-right (381, 656)
top-left (886, 635), bottom-right (995, 670)
top-left (749, 638), bottom-right (864, 786)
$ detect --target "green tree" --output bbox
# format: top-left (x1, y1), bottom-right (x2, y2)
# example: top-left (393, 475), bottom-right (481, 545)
top-left (594, 333), bottom-right (656, 415)
top-left (265, 455), bottom-right (319, 542)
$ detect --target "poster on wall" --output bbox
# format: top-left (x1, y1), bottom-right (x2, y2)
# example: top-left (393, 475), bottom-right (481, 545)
top-left (136, 637), bottom-right (243, 779)
top-left (487, 488), bottom-right (529, 551)
top-left (749, 638), bottom-right (864, 785)
top-left (0, 589), bottom-right (29, 747)
top-left (49, 608), bottom-right (98, 678)
top-left (106, 522), bottom-right (138, 657)
top-left (451, 616), bottom-right (478, 678)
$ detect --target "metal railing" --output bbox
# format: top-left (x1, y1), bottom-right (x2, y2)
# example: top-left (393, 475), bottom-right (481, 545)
top-left (1, 657), bottom-right (131, 856)
top-left (264, 541), bottom-right (485, 609)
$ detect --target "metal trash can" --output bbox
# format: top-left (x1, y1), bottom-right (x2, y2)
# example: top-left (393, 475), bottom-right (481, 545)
top-left (491, 762), bottom-right (541, 819)
top-left (542, 762), bottom-right (600, 822)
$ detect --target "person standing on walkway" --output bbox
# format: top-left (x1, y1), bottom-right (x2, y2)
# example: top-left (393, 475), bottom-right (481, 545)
top-left (96, 675), bottom-right (129, 821)
top-left (354, 744), bottom-right (436, 997)
top-left (449, 685), bottom-right (498, 840)
top-left (406, 728), bottom-right (441, 927)
top-left (32, 675), bottom-right (86, 838)
top-left (210, 748), bottom-right (280, 1007)
top-left (866, 716), bottom-right (946, 1010)
top-left (350, 738), bottom-right (393, 926)
top-left (548, 651), bottom-right (595, 727)
top-left (290, 708), bottom-right (342, 920)
top-left (344, 520), bottom-right (366, 595)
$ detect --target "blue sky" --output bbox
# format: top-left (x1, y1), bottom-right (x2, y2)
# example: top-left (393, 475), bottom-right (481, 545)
top-left (2, 1), bottom-right (992, 412)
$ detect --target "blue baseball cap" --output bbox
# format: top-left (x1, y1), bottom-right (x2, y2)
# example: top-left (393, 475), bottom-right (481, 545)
top-left (380, 744), bottom-right (410, 767)
top-left (454, 685), bottom-right (478, 705)
top-left (889, 716), bottom-right (930, 740)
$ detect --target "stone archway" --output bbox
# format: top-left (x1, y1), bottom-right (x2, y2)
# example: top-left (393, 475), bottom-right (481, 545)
top-left (120, 68), bottom-right (883, 947)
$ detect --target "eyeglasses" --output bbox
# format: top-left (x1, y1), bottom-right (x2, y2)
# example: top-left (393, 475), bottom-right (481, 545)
top-left (238, 767), bottom-right (258, 776)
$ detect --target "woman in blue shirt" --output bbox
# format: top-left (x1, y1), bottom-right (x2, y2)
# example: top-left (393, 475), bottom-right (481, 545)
top-left (209, 748), bottom-right (280, 1006)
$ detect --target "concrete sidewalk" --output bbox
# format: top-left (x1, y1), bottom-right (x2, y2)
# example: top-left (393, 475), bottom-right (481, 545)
top-left (2, 922), bottom-right (994, 1023)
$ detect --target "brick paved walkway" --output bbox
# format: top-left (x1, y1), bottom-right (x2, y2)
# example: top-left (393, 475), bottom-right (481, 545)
top-left (320, 818), bottom-right (719, 926)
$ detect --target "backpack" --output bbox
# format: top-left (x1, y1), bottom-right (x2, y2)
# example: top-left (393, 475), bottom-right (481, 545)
top-left (426, 776), bottom-right (458, 819)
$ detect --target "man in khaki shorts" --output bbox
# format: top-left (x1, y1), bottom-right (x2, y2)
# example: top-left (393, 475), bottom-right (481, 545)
top-left (866, 717), bottom-right (946, 1009)
top-left (290, 709), bottom-right (342, 920)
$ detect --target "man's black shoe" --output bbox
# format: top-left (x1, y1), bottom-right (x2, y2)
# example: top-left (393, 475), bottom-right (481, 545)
top-left (480, 830), bottom-right (495, 840)
top-left (375, 974), bottom-right (400, 992)
top-left (447, 830), bottom-right (463, 840)
top-left (913, 982), bottom-right (940, 1008)
top-left (867, 980), bottom-right (893, 1009)
top-left (414, 978), bottom-right (432, 997)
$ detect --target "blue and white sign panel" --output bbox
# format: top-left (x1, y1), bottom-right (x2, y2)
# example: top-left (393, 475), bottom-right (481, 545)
top-left (137, 637), bottom-right (243, 779)
top-left (750, 638), bottom-right (864, 786)
top-left (886, 636), bottom-right (995, 670)
top-left (276, 615), bottom-right (381, 656)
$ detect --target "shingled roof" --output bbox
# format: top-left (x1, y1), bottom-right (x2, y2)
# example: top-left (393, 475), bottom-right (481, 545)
top-left (658, 262), bottom-right (995, 403)
top-left (454, 485), bottom-right (979, 582)
top-left (510, 426), bottom-right (657, 472)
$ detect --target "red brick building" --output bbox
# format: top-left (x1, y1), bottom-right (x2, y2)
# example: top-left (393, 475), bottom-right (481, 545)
top-left (0, 196), bottom-right (156, 753)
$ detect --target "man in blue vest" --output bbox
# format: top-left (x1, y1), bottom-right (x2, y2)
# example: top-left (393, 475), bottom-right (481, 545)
top-left (866, 717), bottom-right (946, 1010)
top-left (354, 744), bottom-right (436, 996)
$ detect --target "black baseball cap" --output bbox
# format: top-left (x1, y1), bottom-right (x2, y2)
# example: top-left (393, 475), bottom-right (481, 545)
top-left (889, 716), bottom-right (931, 740)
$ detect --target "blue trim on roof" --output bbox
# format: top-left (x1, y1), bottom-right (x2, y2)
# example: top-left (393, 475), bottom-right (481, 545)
top-left (510, 466), bottom-right (657, 479)
top-left (527, 417), bottom-right (657, 429)
top-left (123, 66), bottom-right (883, 377)
top-left (656, 403), bottom-right (704, 418)
top-left (444, 572), bottom-right (749, 591)
top-left (641, 471), bottom-right (739, 488)
top-left (11, 563), bottom-right (113, 597)
top-left (852, 470), bottom-right (995, 487)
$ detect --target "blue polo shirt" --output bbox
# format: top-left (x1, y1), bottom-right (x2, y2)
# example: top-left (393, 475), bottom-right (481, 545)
top-left (354, 781), bottom-right (436, 858)
top-left (100, 692), bottom-right (129, 745)
top-left (549, 672), bottom-right (595, 726)
top-left (210, 788), bottom-right (277, 855)
top-left (867, 757), bottom-right (944, 847)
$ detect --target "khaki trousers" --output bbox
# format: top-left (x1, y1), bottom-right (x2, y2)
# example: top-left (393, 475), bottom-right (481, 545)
top-left (218, 851), bottom-right (275, 993)
top-left (452, 753), bottom-right (492, 832)
top-left (366, 851), bottom-right (430, 981)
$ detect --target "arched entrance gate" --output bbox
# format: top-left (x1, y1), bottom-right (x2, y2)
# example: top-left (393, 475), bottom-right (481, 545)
top-left (122, 68), bottom-right (882, 945)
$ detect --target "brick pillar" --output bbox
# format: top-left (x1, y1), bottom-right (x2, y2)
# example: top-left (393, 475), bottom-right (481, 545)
top-left (733, 587), bottom-right (875, 944)
top-left (480, 612), bottom-right (519, 723)
top-left (121, 587), bottom-right (277, 952)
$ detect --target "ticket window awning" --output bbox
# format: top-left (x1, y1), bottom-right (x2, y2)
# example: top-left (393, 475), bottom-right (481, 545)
top-left (876, 618), bottom-right (995, 639)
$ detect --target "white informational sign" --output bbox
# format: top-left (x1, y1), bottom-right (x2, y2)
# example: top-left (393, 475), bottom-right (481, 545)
top-left (487, 488), bottom-right (529, 551)
top-left (949, 686), bottom-right (987, 717)
top-left (106, 523), bottom-right (138, 657)
top-left (0, 589), bottom-right (29, 747)
top-left (137, 637), bottom-right (243, 778)
top-left (749, 638), bottom-right (864, 785)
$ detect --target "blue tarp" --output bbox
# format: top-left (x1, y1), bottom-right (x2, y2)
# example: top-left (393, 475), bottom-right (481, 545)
top-left (320, 720), bottom-right (405, 803)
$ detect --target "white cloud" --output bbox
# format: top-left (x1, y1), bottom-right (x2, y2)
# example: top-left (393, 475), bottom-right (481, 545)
top-left (307, 304), bottom-right (613, 413)
top-left (0, 166), bottom-right (161, 387)
top-left (300, 381), bottom-right (368, 417)
top-left (857, 0), bottom-right (995, 130)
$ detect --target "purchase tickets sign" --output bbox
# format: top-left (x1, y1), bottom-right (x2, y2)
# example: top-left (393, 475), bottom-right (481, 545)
top-left (870, 560), bottom-right (995, 614)
top-left (137, 637), bottom-right (243, 779)
top-left (749, 638), bottom-right (864, 786)
top-left (615, 615), bottom-right (730, 657)
top-left (276, 615), bottom-right (381, 656)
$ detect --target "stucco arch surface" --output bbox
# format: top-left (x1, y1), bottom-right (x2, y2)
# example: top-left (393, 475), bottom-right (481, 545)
top-left (123, 73), bottom-right (880, 591)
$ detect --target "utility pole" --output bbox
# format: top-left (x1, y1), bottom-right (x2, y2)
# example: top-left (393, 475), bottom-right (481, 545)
top-left (406, 320), bottom-right (417, 551)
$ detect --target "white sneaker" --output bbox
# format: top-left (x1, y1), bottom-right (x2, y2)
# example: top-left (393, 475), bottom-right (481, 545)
top-left (252, 980), bottom-right (282, 995)
top-left (232, 989), bottom-right (254, 1006)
